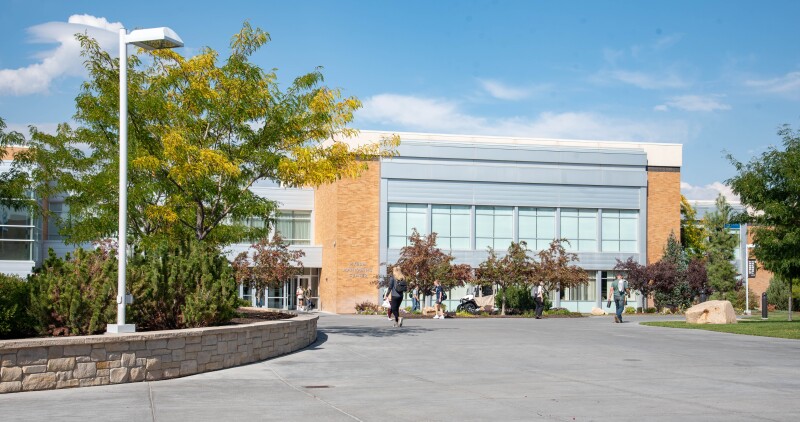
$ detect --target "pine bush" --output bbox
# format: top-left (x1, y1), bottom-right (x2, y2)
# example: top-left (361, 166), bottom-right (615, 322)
top-left (128, 240), bottom-right (238, 330)
top-left (28, 248), bottom-right (117, 336)
top-left (0, 273), bottom-right (35, 338)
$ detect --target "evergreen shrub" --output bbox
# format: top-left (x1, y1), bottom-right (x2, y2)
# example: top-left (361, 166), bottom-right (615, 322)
top-left (128, 240), bottom-right (239, 330)
top-left (28, 248), bottom-right (117, 336)
top-left (0, 273), bottom-right (35, 338)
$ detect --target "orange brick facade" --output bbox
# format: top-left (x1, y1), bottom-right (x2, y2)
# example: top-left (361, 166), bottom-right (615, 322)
top-left (746, 231), bottom-right (774, 300)
top-left (646, 169), bottom-right (681, 264)
top-left (314, 161), bottom-right (381, 313)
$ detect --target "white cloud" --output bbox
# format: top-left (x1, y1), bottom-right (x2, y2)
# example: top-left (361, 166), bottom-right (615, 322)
top-left (477, 79), bottom-right (544, 101)
top-left (745, 71), bottom-right (800, 98)
top-left (601, 69), bottom-right (688, 90)
top-left (4, 121), bottom-right (60, 136)
top-left (359, 93), bottom-right (690, 143)
top-left (681, 181), bottom-right (739, 202)
top-left (0, 15), bottom-right (122, 96)
top-left (655, 94), bottom-right (731, 112)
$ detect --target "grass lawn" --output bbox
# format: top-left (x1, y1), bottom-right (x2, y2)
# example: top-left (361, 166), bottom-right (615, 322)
top-left (641, 311), bottom-right (800, 340)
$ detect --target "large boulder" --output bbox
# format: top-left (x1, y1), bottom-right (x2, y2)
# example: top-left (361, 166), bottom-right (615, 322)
top-left (591, 307), bottom-right (607, 316)
top-left (685, 300), bottom-right (738, 324)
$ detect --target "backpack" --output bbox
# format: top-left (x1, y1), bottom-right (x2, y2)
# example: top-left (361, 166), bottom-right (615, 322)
top-left (441, 291), bottom-right (447, 300)
top-left (394, 279), bottom-right (408, 293)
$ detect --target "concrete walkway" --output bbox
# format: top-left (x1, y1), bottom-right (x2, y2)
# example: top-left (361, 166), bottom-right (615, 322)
top-left (2, 314), bottom-right (799, 421)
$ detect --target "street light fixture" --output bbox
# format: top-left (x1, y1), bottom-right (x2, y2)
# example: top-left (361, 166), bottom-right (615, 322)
top-left (107, 26), bottom-right (183, 334)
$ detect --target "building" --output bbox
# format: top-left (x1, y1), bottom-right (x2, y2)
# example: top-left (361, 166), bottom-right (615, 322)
top-left (2, 131), bottom-right (683, 314)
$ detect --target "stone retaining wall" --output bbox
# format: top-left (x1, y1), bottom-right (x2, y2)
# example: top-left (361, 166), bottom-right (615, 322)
top-left (0, 314), bottom-right (317, 394)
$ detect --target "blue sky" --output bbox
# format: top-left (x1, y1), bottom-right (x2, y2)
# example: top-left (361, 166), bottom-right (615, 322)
top-left (2, 1), bottom-right (800, 200)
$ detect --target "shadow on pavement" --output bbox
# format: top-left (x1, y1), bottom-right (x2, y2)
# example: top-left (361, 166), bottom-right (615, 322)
top-left (320, 325), bottom-right (438, 338)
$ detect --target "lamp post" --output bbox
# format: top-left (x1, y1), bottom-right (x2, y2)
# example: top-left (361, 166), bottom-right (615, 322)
top-left (107, 27), bottom-right (183, 334)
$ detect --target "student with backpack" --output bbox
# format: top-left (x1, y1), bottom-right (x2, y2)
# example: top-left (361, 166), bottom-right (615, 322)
top-left (384, 266), bottom-right (407, 327)
top-left (609, 273), bottom-right (629, 323)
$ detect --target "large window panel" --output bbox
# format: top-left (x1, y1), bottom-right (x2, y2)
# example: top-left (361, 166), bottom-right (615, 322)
top-left (388, 203), bottom-right (428, 248)
top-left (601, 210), bottom-right (638, 252)
top-left (431, 205), bottom-right (470, 250)
top-left (560, 208), bottom-right (597, 252)
top-left (476, 206), bottom-right (513, 250)
top-left (1, 205), bottom-right (34, 261)
top-left (275, 211), bottom-right (311, 245)
top-left (519, 207), bottom-right (555, 250)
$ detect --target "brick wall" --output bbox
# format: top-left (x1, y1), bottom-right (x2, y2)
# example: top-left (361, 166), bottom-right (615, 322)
top-left (315, 161), bottom-right (381, 314)
top-left (0, 314), bottom-right (317, 394)
top-left (647, 169), bottom-right (681, 264)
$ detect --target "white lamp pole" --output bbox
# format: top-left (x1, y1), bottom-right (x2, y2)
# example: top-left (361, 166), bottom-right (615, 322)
top-left (107, 26), bottom-right (183, 334)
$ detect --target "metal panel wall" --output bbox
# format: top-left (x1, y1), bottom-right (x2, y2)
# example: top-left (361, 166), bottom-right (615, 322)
top-left (386, 180), bottom-right (643, 210)
top-left (250, 186), bottom-right (314, 210)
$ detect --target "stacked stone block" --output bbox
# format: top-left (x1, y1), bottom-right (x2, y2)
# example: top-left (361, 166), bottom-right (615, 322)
top-left (0, 315), bottom-right (317, 394)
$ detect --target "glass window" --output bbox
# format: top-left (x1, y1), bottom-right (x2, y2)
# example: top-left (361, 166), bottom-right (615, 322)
top-left (431, 205), bottom-right (470, 250)
top-left (388, 203), bottom-right (428, 248)
top-left (601, 210), bottom-right (638, 252)
top-left (560, 209), bottom-right (597, 252)
top-left (275, 211), bottom-right (311, 245)
top-left (475, 206), bottom-right (513, 250)
top-left (0, 205), bottom-right (34, 261)
top-left (519, 207), bottom-right (555, 250)
top-left (564, 271), bottom-right (596, 301)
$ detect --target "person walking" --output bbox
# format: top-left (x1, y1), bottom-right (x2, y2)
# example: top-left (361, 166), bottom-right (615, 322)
top-left (433, 279), bottom-right (445, 319)
top-left (533, 281), bottom-right (546, 319)
top-left (610, 273), bottom-right (628, 323)
top-left (384, 267), bottom-right (406, 327)
top-left (410, 284), bottom-right (420, 312)
top-left (296, 285), bottom-right (305, 311)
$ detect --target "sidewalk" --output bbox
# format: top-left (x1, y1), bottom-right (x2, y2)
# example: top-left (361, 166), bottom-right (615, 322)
top-left (1, 313), bottom-right (797, 421)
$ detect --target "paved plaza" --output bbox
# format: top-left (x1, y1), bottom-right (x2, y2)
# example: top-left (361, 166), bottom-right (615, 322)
top-left (2, 313), bottom-right (799, 421)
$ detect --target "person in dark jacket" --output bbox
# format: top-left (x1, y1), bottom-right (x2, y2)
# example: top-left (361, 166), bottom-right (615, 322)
top-left (384, 267), bottom-right (406, 327)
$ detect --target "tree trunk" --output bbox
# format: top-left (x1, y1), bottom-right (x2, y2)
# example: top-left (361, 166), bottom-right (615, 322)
top-left (501, 288), bottom-right (507, 315)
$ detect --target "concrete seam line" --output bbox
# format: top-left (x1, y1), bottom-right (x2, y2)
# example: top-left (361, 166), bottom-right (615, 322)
top-left (268, 368), bottom-right (363, 422)
top-left (148, 382), bottom-right (157, 422)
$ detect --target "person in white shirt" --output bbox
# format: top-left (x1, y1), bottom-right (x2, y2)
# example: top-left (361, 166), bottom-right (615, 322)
top-left (533, 281), bottom-right (545, 319)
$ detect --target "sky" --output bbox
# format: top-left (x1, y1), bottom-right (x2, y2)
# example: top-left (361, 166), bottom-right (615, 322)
top-left (1, 0), bottom-right (799, 201)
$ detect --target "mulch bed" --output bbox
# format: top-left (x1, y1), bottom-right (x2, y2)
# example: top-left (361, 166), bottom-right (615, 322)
top-left (229, 307), bottom-right (296, 325)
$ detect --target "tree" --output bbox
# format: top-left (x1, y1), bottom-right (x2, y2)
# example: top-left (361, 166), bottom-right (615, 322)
top-left (532, 239), bottom-right (587, 298)
top-left (703, 194), bottom-right (739, 296)
top-left (4, 23), bottom-right (398, 247)
top-left (232, 233), bottom-right (305, 303)
top-left (476, 241), bottom-right (535, 315)
top-left (686, 257), bottom-right (711, 302)
top-left (0, 117), bottom-right (33, 210)
top-left (727, 124), bottom-right (800, 320)
top-left (680, 195), bottom-right (707, 260)
top-left (615, 257), bottom-right (651, 308)
top-left (387, 229), bottom-right (472, 298)
top-left (654, 232), bottom-right (693, 309)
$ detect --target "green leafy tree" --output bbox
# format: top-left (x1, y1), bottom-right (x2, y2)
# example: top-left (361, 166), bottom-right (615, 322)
top-left (5, 23), bottom-right (398, 247)
top-left (727, 124), bottom-right (800, 320)
top-left (680, 195), bottom-right (707, 260)
top-left (232, 233), bottom-right (305, 303)
top-left (477, 241), bottom-right (535, 315)
top-left (703, 194), bottom-right (739, 296)
top-left (0, 117), bottom-right (33, 210)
